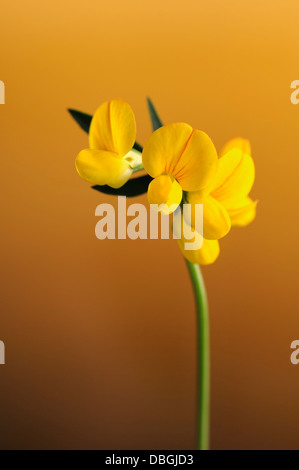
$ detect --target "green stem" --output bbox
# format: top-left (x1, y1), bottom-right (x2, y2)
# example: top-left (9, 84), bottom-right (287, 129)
top-left (185, 260), bottom-right (210, 451)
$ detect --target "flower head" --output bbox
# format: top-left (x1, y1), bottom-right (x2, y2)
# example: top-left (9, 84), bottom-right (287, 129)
top-left (177, 138), bottom-right (257, 265)
top-left (76, 99), bottom-right (141, 188)
top-left (142, 123), bottom-right (218, 213)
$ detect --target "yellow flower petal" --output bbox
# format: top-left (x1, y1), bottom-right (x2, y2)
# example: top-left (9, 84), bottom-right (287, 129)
top-left (227, 197), bottom-right (257, 227)
top-left (142, 123), bottom-right (193, 177)
top-left (173, 213), bottom-right (220, 265)
top-left (220, 137), bottom-right (251, 158)
top-left (186, 193), bottom-right (231, 240)
top-left (147, 174), bottom-right (182, 214)
top-left (76, 148), bottom-right (133, 188)
top-left (173, 129), bottom-right (218, 192)
top-left (211, 148), bottom-right (255, 207)
top-left (142, 123), bottom-right (218, 192)
top-left (177, 237), bottom-right (220, 265)
top-left (89, 99), bottom-right (136, 157)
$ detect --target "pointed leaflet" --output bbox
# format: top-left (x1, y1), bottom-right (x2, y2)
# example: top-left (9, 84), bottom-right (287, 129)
top-left (147, 97), bottom-right (163, 131)
top-left (68, 109), bottom-right (92, 133)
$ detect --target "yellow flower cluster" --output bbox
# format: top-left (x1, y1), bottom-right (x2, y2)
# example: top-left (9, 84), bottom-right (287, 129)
top-left (76, 99), bottom-right (257, 265)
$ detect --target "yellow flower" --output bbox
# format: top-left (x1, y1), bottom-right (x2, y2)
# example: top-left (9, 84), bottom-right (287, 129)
top-left (174, 213), bottom-right (220, 265)
top-left (177, 138), bottom-right (257, 265)
top-left (76, 99), bottom-right (141, 188)
top-left (142, 123), bottom-right (218, 213)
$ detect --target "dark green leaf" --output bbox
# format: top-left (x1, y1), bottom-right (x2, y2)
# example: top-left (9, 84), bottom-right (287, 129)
top-left (68, 109), bottom-right (92, 133)
top-left (92, 174), bottom-right (152, 198)
top-left (147, 97), bottom-right (163, 131)
top-left (68, 108), bottom-right (143, 152)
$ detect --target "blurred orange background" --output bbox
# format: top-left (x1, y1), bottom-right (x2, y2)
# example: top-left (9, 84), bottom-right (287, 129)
top-left (1, 0), bottom-right (299, 450)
